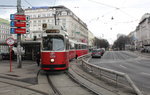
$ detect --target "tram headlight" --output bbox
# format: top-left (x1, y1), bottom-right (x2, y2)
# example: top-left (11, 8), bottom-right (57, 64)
top-left (50, 59), bottom-right (55, 63)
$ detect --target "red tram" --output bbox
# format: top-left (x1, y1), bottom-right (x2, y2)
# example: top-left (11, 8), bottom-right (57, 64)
top-left (41, 25), bottom-right (88, 71)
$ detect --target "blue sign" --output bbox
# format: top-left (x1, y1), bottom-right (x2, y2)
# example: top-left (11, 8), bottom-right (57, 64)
top-left (10, 28), bottom-right (15, 34)
top-left (10, 14), bottom-right (15, 20)
top-left (10, 21), bottom-right (15, 27)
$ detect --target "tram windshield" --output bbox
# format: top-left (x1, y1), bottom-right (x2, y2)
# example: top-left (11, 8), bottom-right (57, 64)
top-left (42, 35), bottom-right (65, 51)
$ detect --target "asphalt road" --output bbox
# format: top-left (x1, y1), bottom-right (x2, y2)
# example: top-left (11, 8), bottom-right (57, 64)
top-left (89, 51), bottom-right (150, 94)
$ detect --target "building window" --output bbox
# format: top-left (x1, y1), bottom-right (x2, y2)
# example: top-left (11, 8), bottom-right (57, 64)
top-left (38, 24), bottom-right (41, 26)
top-left (33, 15), bottom-right (36, 18)
top-left (38, 20), bottom-right (41, 23)
top-left (61, 11), bottom-right (67, 15)
top-left (38, 14), bottom-right (41, 18)
top-left (42, 20), bottom-right (46, 23)
top-left (33, 20), bottom-right (37, 23)
top-left (42, 14), bottom-right (46, 17)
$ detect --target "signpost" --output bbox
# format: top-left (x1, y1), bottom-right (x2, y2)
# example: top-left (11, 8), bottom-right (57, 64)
top-left (10, 0), bottom-right (30, 68)
top-left (6, 37), bottom-right (15, 72)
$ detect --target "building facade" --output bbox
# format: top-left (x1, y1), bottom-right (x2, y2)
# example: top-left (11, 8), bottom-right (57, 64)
top-left (88, 30), bottom-right (95, 48)
top-left (24, 6), bottom-right (88, 43)
top-left (0, 18), bottom-right (10, 54)
top-left (135, 13), bottom-right (150, 49)
top-left (127, 31), bottom-right (137, 50)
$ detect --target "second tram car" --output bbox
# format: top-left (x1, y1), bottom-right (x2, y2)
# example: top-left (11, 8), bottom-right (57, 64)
top-left (41, 25), bottom-right (88, 71)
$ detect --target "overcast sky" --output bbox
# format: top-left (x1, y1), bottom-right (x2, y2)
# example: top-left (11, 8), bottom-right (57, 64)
top-left (0, 0), bottom-right (150, 44)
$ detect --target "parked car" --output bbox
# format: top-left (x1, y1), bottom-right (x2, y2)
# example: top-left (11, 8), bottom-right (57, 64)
top-left (91, 49), bottom-right (102, 58)
top-left (1, 53), bottom-right (10, 60)
top-left (140, 46), bottom-right (150, 53)
top-left (101, 48), bottom-right (105, 56)
top-left (1, 51), bottom-right (17, 60)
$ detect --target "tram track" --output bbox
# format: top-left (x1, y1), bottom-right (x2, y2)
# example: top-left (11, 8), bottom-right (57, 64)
top-left (65, 71), bottom-right (101, 95)
top-left (37, 58), bottom-right (134, 95)
top-left (38, 70), bottom-right (99, 95)
top-left (46, 73), bottom-right (62, 95)
top-left (69, 63), bottom-right (120, 95)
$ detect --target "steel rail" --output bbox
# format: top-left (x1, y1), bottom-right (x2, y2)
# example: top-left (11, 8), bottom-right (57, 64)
top-left (66, 71), bottom-right (101, 95)
top-left (77, 54), bottom-right (143, 95)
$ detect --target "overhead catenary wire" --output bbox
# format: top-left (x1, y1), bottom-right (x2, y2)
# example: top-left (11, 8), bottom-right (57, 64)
top-left (88, 0), bottom-right (138, 25)
top-left (0, 8), bottom-right (16, 9)
top-left (24, 0), bottom-right (33, 7)
top-left (88, 0), bottom-right (137, 20)
top-left (53, 0), bottom-right (57, 6)
top-left (0, 5), bottom-right (16, 7)
top-left (88, 0), bottom-right (120, 9)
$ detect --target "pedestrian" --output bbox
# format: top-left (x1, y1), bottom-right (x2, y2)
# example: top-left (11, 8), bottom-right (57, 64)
top-left (36, 52), bottom-right (41, 66)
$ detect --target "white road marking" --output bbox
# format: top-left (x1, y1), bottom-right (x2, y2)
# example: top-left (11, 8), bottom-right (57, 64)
top-left (141, 72), bottom-right (150, 76)
top-left (120, 65), bottom-right (127, 69)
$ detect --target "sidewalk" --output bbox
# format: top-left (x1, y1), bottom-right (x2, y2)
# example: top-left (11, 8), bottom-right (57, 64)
top-left (0, 60), bottom-right (38, 81)
top-left (0, 60), bottom-right (47, 95)
top-left (133, 51), bottom-right (150, 58)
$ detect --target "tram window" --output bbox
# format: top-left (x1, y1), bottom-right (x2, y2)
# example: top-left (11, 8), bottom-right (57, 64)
top-left (75, 44), bottom-right (78, 49)
top-left (79, 44), bottom-right (81, 49)
top-left (66, 40), bottom-right (69, 50)
top-left (83, 45), bottom-right (87, 49)
top-left (76, 44), bottom-right (80, 49)
top-left (42, 35), bottom-right (65, 51)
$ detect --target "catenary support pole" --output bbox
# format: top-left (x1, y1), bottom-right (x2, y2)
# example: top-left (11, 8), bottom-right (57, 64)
top-left (17, 0), bottom-right (24, 68)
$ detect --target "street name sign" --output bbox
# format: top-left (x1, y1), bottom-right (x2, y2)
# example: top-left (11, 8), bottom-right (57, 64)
top-left (10, 14), bottom-right (30, 34)
top-left (10, 14), bottom-right (28, 21)
top-left (10, 28), bottom-right (26, 34)
top-left (10, 21), bottom-right (26, 27)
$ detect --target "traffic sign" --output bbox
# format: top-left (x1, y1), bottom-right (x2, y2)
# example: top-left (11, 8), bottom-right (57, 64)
top-left (10, 28), bottom-right (26, 34)
top-left (10, 21), bottom-right (27, 27)
top-left (10, 14), bottom-right (26, 20)
top-left (6, 37), bottom-right (15, 46)
top-left (10, 14), bottom-right (30, 34)
top-left (26, 28), bottom-right (30, 34)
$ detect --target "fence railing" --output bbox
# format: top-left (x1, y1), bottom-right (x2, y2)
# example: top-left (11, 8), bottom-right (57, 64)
top-left (77, 54), bottom-right (143, 95)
